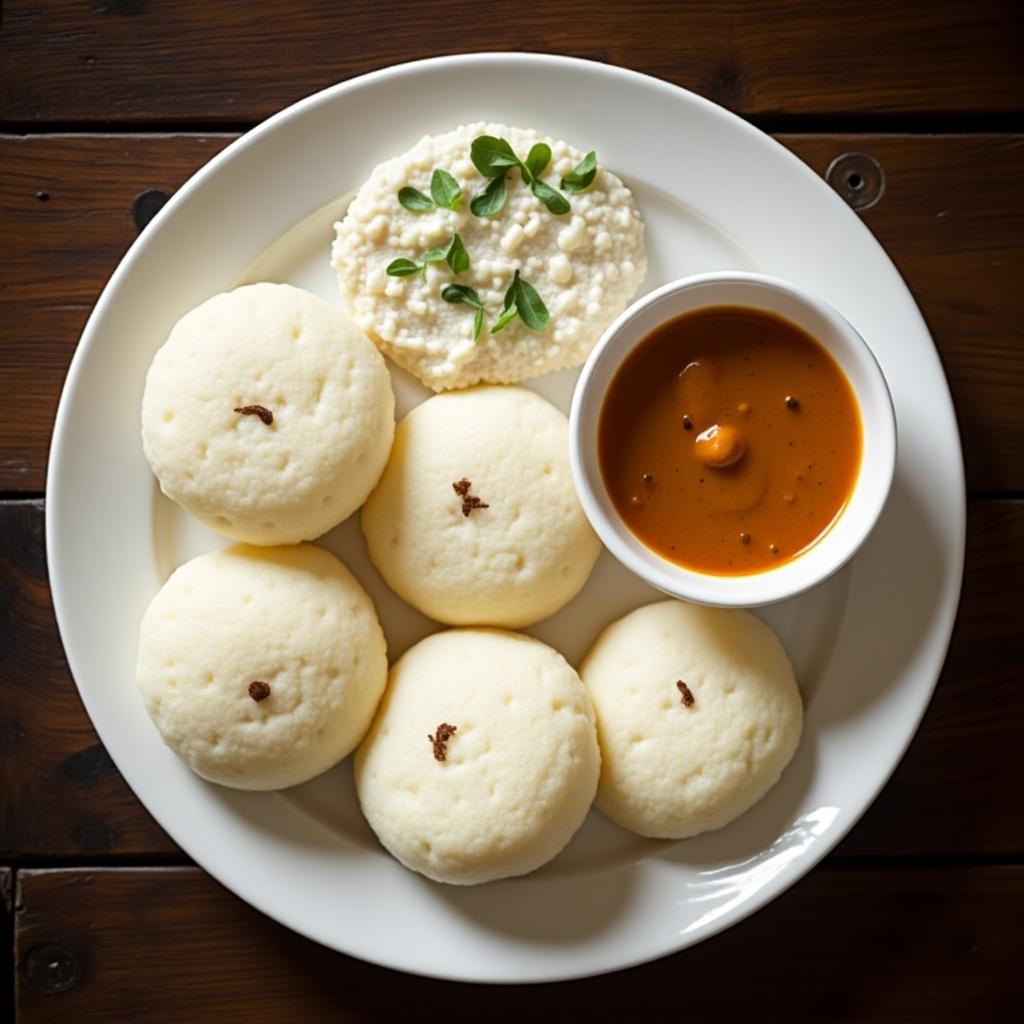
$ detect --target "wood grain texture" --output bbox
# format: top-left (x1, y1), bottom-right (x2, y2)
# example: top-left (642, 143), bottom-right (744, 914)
top-left (2, 133), bottom-right (1022, 492)
top-left (1, 499), bottom-right (1020, 861)
top-left (0, 502), bottom-right (180, 861)
top-left (788, 134), bottom-right (1024, 492)
top-left (0, 134), bottom-right (232, 491)
top-left (1, 1), bottom-right (1022, 124)
top-left (14, 865), bottom-right (1024, 1022)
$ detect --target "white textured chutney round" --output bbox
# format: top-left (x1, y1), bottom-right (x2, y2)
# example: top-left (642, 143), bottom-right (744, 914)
top-left (354, 629), bottom-right (601, 885)
top-left (136, 543), bottom-right (388, 790)
top-left (580, 600), bottom-right (803, 839)
top-left (332, 123), bottom-right (647, 390)
top-left (361, 385), bottom-right (602, 628)
top-left (141, 282), bottom-right (395, 545)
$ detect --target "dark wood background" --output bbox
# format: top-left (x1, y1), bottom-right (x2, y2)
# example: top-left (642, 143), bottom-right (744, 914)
top-left (2, 2), bottom-right (1022, 1020)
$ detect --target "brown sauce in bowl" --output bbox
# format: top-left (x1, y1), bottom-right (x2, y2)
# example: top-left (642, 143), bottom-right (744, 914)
top-left (598, 305), bottom-right (862, 575)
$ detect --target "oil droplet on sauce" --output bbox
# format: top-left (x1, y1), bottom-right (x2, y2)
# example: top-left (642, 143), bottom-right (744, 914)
top-left (598, 306), bottom-right (862, 575)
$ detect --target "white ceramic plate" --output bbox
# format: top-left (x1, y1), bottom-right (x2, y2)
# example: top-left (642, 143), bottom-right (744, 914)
top-left (47, 54), bottom-right (965, 983)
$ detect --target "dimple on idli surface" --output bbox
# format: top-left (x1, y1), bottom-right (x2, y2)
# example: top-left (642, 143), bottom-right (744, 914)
top-left (580, 600), bottom-right (803, 839)
top-left (141, 282), bottom-right (395, 545)
top-left (136, 543), bottom-right (388, 791)
top-left (354, 629), bottom-right (600, 885)
top-left (332, 122), bottom-right (646, 391)
top-left (360, 386), bottom-right (601, 628)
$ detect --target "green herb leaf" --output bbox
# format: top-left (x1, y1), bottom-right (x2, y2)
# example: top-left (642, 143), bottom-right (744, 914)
top-left (446, 233), bottom-right (470, 274)
top-left (470, 174), bottom-right (508, 217)
top-left (386, 257), bottom-right (423, 277)
top-left (561, 150), bottom-right (598, 193)
top-left (490, 302), bottom-right (518, 334)
top-left (503, 274), bottom-right (518, 309)
top-left (397, 186), bottom-right (435, 212)
top-left (441, 284), bottom-right (484, 309)
top-left (470, 136), bottom-right (520, 177)
top-left (430, 169), bottom-right (462, 210)
top-left (530, 178), bottom-right (571, 215)
top-left (524, 143), bottom-right (552, 181)
top-left (511, 270), bottom-right (550, 330)
top-left (421, 247), bottom-right (447, 263)
top-left (442, 284), bottom-right (486, 340)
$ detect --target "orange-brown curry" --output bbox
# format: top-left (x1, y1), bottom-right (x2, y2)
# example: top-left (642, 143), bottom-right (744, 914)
top-left (598, 305), bottom-right (863, 575)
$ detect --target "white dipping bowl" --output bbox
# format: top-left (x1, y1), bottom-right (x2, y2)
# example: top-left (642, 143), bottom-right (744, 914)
top-left (569, 272), bottom-right (897, 607)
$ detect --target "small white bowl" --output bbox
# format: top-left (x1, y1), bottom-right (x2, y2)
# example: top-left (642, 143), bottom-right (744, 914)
top-left (569, 272), bottom-right (897, 607)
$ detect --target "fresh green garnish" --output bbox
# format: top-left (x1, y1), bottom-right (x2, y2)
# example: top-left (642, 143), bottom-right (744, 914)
top-left (385, 257), bottom-right (424, 277)
top-left (489, 303), bottom-right (518, 334)
top-left (508, 270), bottom-right (550, 330)
top-left (441, 284), bottom-right (486, 342)
top-left (561, 151), bottom-right (598, 193)
top-left (531, 178), bottom-right (570, 214)
top-left (491, 270), bottom-right (550, 333)
top-left (431, 169), bottom-right (462, 210)
top-left (388, 234), bottom-right (470, 277)
top-left (443, 233), bottom-right (470, 273)
top-left (470, 136), bottom-right (521, 178)
top-left (397, 186), bottom-right (435, 212)
top-left (398, 170), bottom-right (464, 213)
top-left (524, 143), bottom-right (552, 181)
top-left (470, 174), bottom-right (508, 217)
top-left (469, 134), bottom-right (571, 217)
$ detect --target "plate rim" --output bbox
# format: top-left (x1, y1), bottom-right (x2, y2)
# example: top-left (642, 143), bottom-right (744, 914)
top-left (45, 51), bottom-right (966, 983)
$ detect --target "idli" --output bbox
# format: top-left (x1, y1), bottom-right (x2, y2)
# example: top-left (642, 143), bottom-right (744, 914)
top-left (580, 600), bottom-right (803, 839)
top-left (354, 629), bottom-right (600, 885)
top-left (141, 282), bottom-right (395, 545)
top-left (137, 543), bottom-right (387, 790)
top-left (360, 386), bottom-right (601, 627)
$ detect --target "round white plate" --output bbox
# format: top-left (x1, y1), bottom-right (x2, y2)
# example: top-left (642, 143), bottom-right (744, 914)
top-left (47, 54), bottom-right (965, 983)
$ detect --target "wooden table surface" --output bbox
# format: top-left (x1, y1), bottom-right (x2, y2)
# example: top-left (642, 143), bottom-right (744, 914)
top-left (2, 2), bottom-right (1022, 1020)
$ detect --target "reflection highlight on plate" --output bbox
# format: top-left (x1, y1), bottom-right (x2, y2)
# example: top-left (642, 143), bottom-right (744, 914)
top-left (680, 805), bottom-right (839, 933)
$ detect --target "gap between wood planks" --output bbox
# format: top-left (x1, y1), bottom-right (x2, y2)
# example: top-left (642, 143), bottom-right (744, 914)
top-left (2, 113), bottom-right (1024, 137)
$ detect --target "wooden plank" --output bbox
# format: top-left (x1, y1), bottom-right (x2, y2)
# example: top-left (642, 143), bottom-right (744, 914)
top-left (785, 134), bottom-right (1024, 493)
top-left (2, 133), bottom-right (1021, 493)
top-left (0, 134), bottom-right (232, 491)
top-left (1, 1), bottom-right (1022, 124)
top-left (0, 134), bottom-right (232, 307)
top-left (0, 867), bottom-right (12, 1023)
top-left (14, 865), bottom-right (1024, 1021)
top-left (1, 499), bottom-right (1021, 860)
top-left (0, 501), bottom-right (181, 861)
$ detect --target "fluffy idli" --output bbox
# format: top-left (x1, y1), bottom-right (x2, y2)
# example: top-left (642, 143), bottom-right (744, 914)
top-left (141, 282), bottom-right (395, 545)
top-left (580, 600), bottom-right (803, 839)
top-left (354, 629), bottom-right (600, 885)
top-left (361, 385), bottom-right (601, 627)
top-left (137, 543), bottom-right (387, 790)
top-left (332, 122), bottom-right (646, 391)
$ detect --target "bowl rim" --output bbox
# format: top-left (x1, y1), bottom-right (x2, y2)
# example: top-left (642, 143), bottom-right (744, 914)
top-left (569, 270), bottom-right (898, 607)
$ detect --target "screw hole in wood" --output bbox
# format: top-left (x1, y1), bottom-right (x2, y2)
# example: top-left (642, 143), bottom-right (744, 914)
top-left (132, 188), bottom-right (170, 231)
top-left (825, 153), bottom-right (884, 211)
